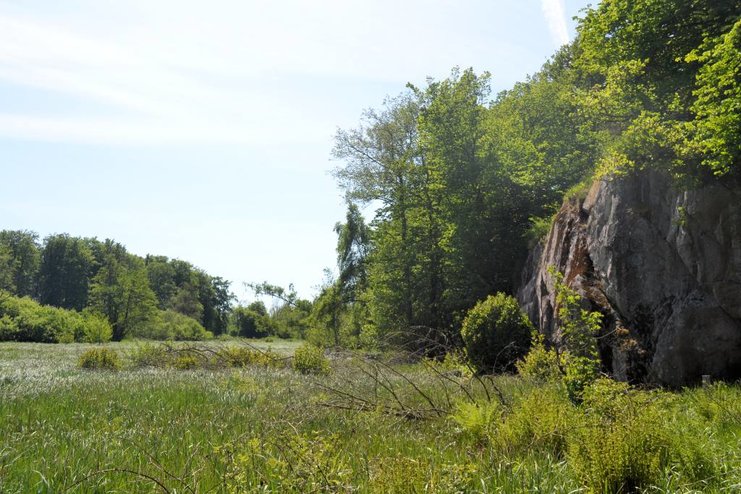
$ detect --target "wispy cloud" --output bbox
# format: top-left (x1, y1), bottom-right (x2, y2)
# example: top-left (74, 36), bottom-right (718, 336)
top-left (0, 1), bottom-right (561, 146)
top-left (541, 0), bottom-right (570, 47)
top-left (0, 10), bottom-right (337, 145)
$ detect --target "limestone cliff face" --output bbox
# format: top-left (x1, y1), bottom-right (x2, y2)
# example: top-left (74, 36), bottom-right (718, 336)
top-left (518, 170), bottom-right (741, 387)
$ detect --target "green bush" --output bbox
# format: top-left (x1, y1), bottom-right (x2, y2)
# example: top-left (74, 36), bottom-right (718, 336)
top-left (163, 310), bottom-right (213, 341)
top-left (549, 268), bottom-right (604, 402)
top-left (81, 313), bottom-right (113, 343)
top-left (526, 214), bottom-right (554, 247)
top-left (567, 378), bottom-right (672, 493)
top-left (132, 310), bottom-right (213, 341)
top-left (128, 342), bottom-right (169, 367)
top-left (220, 346), bottom-right (283, 368)
top-left (516, 332), bottom-right (562, 381)
top-left (78, 347), bottom-right (121, 370)
top-left (496, 384), bottom-right (576, 458)
top-left (427, 350), bottom-right (473, 379)
top-left (292, 343), bottom-right (331, 375)
top-left (230, 306), bottom-right (271, 338)
top-left (450, 400), bottom-right (502, 444)
top-left (127, 343), bottom-right (287, 370)
top-left (173, 354), bottom-right (200, 370)
top-left (563, 354), bottom-right (600, 404)
top-left (0, 314), bottom-right (16, 340)
top-left (461, 293), bottom-right (533, 374)
top-left (0, 295), bottom-right (101, 343)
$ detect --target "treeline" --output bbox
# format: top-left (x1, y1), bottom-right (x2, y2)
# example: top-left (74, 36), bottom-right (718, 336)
top-left (0, 230), bottom-right (230, 341)
top-left (0, 230), bottom-right (323, 343)
top-left (317, 0), bottom-right (740, 351)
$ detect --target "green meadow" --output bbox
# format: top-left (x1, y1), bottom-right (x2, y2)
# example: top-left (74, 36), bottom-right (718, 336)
top-left (1, 341), bottom-right (740, 493)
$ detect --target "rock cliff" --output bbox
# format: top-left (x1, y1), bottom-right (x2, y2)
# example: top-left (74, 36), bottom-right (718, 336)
top-left (518, 170), bottom-right (741, 386)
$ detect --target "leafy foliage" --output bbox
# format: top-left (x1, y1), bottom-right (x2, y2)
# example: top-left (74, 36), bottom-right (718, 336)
top-left (0, 248), bottom-right (13, 294)
top-left (516, 332), bottom-right (561, 381)
top-left (0, 230), bottom-right (40, 297)
top-left (0, 230), bottom-right (236, 342)
top-left (81, 312), bottom-right (113, 343)
top-left (78, 347), bottom-right (121, 370)
top-left (292, 343), bottom-right (331, 375)
top-left (88, 240), bottom-right (158, 341)
top-left (460, 293), bottom-right (532, 373)
top-left (548, 268), bottom-right (603, 402)
top-left (38, 234), bottom-right (94, 311)
top-left (218, 345), bottom-right (284, 368)
top-left (230, 304), bottom-right (271, 338)
top-left (330, 0), bottom-right (740, 358)
top-left (151, 309), bottom-right (213, 341)
top-left (127, 342), bottom-right (285, 370)
top-left (0, 294), bottom-right (110, 343)
top-left (685, 19), bottom-right (741, 176)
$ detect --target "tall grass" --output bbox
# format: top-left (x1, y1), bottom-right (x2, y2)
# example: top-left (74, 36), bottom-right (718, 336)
top-left (1, 341), bottom-right (740, 493)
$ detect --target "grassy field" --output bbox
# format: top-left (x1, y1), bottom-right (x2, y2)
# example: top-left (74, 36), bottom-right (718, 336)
top-left (1, 341), bottom-right (740, 493)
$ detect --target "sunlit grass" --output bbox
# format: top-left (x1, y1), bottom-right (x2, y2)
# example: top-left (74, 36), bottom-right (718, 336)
top-left (1, 342), bottom-right (739, 493)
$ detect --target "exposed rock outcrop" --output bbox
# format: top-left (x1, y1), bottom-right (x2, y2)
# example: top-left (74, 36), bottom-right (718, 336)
top-left (518, 170), bottom-right (741, 387)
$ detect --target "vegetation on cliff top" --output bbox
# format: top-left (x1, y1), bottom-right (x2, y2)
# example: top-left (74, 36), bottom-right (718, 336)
top-left (326, 0), bottom-right (740, 352)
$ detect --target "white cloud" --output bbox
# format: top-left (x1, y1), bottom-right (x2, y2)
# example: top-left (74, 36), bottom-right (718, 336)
top-left (0, 1), bottom-right (563, 145)
top-left (541, 0), bottom-right (570, 47)
top-left (0, 10), bottom-right (341, 145)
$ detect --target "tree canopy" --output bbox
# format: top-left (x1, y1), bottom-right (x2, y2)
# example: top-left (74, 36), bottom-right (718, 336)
top-left (329, 0), bottom-right (741, 350)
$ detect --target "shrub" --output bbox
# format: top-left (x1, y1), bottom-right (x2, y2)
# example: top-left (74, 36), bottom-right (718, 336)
top-left (128, 343), bottom-right (287, 370)
top-left (130, 310), bottom-right (213, 341)
top-left (495, 383), bottom-right (576, 458)
top-left (78, 348), bottom-right (121, 370)
top-left (220, 346), bottom-right (282, 368)
top-left (428, 350), bottom-right (473, 379)
top-left (292, 343), bottom-right (331, 375)
top-left (461, 293), bottom-right (533, 374)
top-left (563, 354), bottom-right (600, 404)
top-left (550, 268), bottom-right (602, 361)
top-left (165, 311), bottom-right (213, 341)
top-left (0, 314), bottom-right (17, 340)
top-left (81, 313), bottom-right (113, 343)
top-left (568, 378), bottom-right (672, 493)
top-left (128, 342), bottom-right (169, 367)
top-left (230, 306), bottom-right (270, 338)
top-left (58, 331), bottom-right (75, 344)
top-left (526, 214), bottom-right (554, 247)
top-left (0, 295), bottom-right (118, 343)
top-left (173, 354), bottom-right (200, 370)
top-left (516, 332), bottom-right (561, 381)
top-left (0, 295), bottom-right (82, 343)
top-left (450, 400), bottom-right (502, 444)
top-left (549, 268), bottom-right (603, 402)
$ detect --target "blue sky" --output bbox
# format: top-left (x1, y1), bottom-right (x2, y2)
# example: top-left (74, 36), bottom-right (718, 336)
top-left (0, 0), bottom-right (595, 302)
